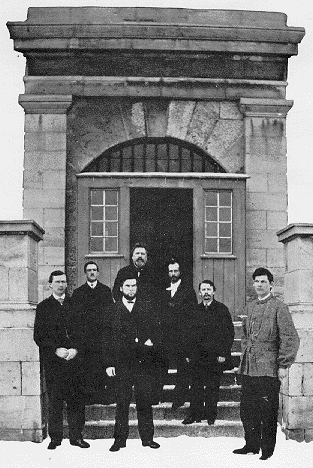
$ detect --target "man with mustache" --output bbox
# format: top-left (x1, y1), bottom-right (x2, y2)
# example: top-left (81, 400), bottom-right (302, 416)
top-left (182, 279), bottom-right (234, 426)
top-left (112, 243), bottom-right (156, 302)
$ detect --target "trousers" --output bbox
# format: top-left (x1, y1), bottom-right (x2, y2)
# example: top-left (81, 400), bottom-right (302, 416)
top-left (240, 375), bottom-right (280, 455)
top-left (189, 369), bottom-right (221, 420)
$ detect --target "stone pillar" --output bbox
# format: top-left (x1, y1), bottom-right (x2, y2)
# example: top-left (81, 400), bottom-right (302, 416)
top-left (19, 95), bottom-right (73, 301)
top-left (277, 224), bottom-right (313, 442)
top-left (239, 98), bottom-right (293, 299)
top-left (0, 220), bottom-right (45, 441)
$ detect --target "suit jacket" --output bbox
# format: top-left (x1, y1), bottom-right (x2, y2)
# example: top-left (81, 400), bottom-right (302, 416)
top-left (160, 280), bottom-right (198, 358)
top-left (188, 300), bottom-right (235, 373)
top-left (33, 295), bottom-right (84, 389)
top-left (112, 264), bottom-right (157, 302)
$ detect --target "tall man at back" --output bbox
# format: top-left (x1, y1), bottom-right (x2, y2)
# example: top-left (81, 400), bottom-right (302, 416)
top-left (72, 261), bottom-right (113, 403)
top-left (233, 267), bottom-right (300, 460)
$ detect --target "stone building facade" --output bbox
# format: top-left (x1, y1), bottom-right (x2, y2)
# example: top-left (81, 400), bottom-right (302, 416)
top-left (2, 7), bottom-right (310, 442)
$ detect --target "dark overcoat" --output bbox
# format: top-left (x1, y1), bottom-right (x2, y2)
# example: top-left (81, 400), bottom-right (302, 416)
top-left (71, 281), bottom-right (114, 403)
top-left (33, 295), bottom-right (85, 395)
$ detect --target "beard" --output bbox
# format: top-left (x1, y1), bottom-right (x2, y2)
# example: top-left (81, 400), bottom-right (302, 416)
top-left (123, 292), bottom-right (137, 301)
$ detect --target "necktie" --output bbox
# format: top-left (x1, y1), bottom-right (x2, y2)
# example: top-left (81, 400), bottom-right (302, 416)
top-left (58, 297), bottom-right (64, 305)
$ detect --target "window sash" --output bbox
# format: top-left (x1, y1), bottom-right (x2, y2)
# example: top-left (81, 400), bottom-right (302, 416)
top-left (89, 189), bottom-right (119, 253)
top-left (204, 190), bottom-right (232, 254)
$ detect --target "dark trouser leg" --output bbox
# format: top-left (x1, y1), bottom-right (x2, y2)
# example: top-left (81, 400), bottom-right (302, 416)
top-left (240, 376), bottom-right (261, 451)
top-left (259, 377), bottom-right (280, 456)
top-left (113, 374), bottom-right (132, 443)
top-left (189, 373), bottom-right (204, 420)
top-left (204, 372), bottom-right (221, 421)
top-left (47, 384), bottom-right (64, 441)
top-left (173, 357), bottom-right (189, 405)
top-left (134, 372), bottom-right (155, 443)
top-left (136, 403), bottom-right (154, 443)
top-left (67, 396), bottom-right (86, 441)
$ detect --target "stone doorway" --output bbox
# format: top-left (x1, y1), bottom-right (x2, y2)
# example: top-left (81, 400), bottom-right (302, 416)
top-left (130, 188), bottom-right (193, 287)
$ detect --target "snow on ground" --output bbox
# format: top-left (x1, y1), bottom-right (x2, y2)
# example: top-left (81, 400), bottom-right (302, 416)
top-left (1, 428), bottom-right (312, 468)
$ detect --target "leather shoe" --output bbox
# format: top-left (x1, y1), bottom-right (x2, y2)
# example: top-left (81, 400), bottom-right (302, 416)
top-left (260, 452), bottom-right (273, 460)
top-left (233, 446), bottom-right (259, 455)
top-left (171, 401), bottom-right (184, 411)
top-left (109, 440), bottom-right (126, 452)
top-left (207, 418), bottom-right (215, 425)
top-left (142, 440), bottom-right (160, 449)
top-left (47, 440), bottom-right (61, 450)
top-left (70, 439), bottom-right (90, 448)
top-left (182, 417), bottom-right (201, 425)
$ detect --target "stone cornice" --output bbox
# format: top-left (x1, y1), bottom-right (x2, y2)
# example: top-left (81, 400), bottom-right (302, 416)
top-left (18, 95), bottom-right (73, 114)
top-left (277, 223), bottom-right (313, 244)
top-left (0, 220), bottom-right (45, 242)
top-left (239, 98), bottom-right (293, 117)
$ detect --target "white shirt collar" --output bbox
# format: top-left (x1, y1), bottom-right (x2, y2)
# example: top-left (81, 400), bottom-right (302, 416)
top-left (166, 278), bottom-right (181, 297)
top-left (87, 280), bottom-right (98, 289)
top-left (122, 296), bottom-right (136, 311)
top-left (53, 293), bottom-right (65, 301)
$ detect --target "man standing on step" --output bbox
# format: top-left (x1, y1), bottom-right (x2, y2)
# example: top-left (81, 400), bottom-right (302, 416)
top-left (72, 261), bottom-right (114, 404)
top-left (233, 267), bottom-right (299, 461)
top-left (182, 279), bottom-right (234, 425)
top-left (34, 270), bottom-right (90, 450)
top-left (104, 271), bottom-right (161, 452)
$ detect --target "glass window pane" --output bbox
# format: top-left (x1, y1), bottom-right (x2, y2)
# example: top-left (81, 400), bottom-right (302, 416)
top-left (91, 190), bottom-right (103, 205)
top-left (205, 207), bottom-right (217, 222)
top-left (105, 222), bottom-right (118, 237)
top-left (205, 222), bottom-right (218, 237)
top-left (219, 191), bottom-right (232, 206)
top-left (219, 207), bottom-right (231, 222)
top-left (90, 237), bottom-right (103, 252)
top-left (105, 206), bottom-right (118, 221)
top-left (91, 222), bottom-right (103, 237)
top-left (206, 192), bottom-right (218, 206)
top-left (219, 223), bottom-right (231, 237)
top-left (105, 190), bottom-right (118, 205)
top-left (205, 238), bottom-right (218, 253)
top-left (219, 238), bottom-right (232, 253)
top-left (91, 206), bottom-right (104, 221)
top-left (105, 237), bottom-right (118, 253)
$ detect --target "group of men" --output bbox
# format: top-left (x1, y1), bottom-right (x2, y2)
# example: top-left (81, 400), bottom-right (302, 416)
top-left (34, 242), bottom-right (300, 460)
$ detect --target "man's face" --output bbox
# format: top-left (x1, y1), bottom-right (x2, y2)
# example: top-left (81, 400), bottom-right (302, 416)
top-left (168, 262), bottom-right (181, 283)
top-left (85, 264), bottom-right (99, 283)
top-left (120, 278), bottom-right (137, 300)
top-left (199, 283), bottom-right (215, 302)
top-left (132, 247), bottom-right (147, 269)
top-left (50, 274), bottom-right (67, 297)
top-left (253, 275), bottom-right (272, 298)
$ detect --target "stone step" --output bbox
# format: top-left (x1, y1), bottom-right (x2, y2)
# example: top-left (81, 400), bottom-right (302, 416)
top-left (81, 418), bottom-right (244, 440)
top-left (85, 401), bottom-right (240, 422)
top-left (161, 384), bottom-right (241, 402)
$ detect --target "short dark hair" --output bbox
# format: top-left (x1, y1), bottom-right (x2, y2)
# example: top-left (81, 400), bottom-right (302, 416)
top-left (167, 257), bottom-right (180, 269)
top-left (119, 271), bottom-right (138, 286)
top-left (199, 279), bottom-right (216, 292)
top-left (49, 270), bottom-right (66, 283)
top-left (84, 261), bottom-right (99, 273)
top-left (252, 267), bottom-right (274, 283)
top-left (131, 242), bottom-right (148, 256)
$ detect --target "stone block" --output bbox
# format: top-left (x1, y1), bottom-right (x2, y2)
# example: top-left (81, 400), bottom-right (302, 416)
top-left (43, 170), bottom-right (65, 189)
top-left (246, 210), bottom-right (266, 230)
top-left (0, 329), bottom-right (38, 362)
top-left (284, 270), bottom-right (313, 305)
top-left (285, 237), bottom-right (313, 273)
top-left (23, 166), bottom-right (43, 189)
top-left (22, 208), bottom-right (44, 227)
top-left (296, 329), bottom-right (313, 363)
top-left (28, 238), bottom-right (38, 273)
top-left (0, 362), bottom-right (21, 396)
top-left (43, 208), bottom-right (65, 228)
top-left (25, 114), bottom-right (66, 133)
top-left (144, 100), bottom-right (169, 138)
top-left (42, 227), bottom-right (65, 248)
top-left (247, 173), bottom-right (268, 192)
top-left (286, 364), bottom-right (303, 397)
top-left (220, 102), bottom-right (242, 120)
top-left (23, 189), bottom-right (66, 209)
top-left (42, 151), bottom-right (66, 170)
top-left (0, 395), bottom-right (42, 429)
top-left (128, 101), bottom-right (146, 137)
top-left (22, 362), bottom-right (41, 396)
top-left (282, 395), bottom-right (313, 429)
top-left (283, 428), bottom-right (305, 442)
top-left (267, 248), bottom-right (284, 268)
top-left (267, 211), bottom-right (287, 230)
top-left (248, 136), bottom-right (286, 157)
top-left (248, 117), bottom-right (286, 138)
top-left (0, 267), bottom-right (9, 301)
top-left (8, 268), bottom-right (29, 301)
top-left (268, 173), bottom-right (287, 193)
top-left (303, 364), bottom-right (313, 396)
top-left (28, 268), bottom-right (38, 304)
top-left (167, 100), bottom-right (196, 139)
top-left (246, 193), bottom-right (287, 211)
top-left (247, 248), bottom-right (266, 267)
top-left (42, 247), bottom-right (65, 266)
top-left (246, 229), bottom-right (283, 249)
top-left (0, 236), bottom-right (28, 268)
top-left (0, 308), bottom-right (35, 329)
top-left (245, 152), bottom-right (287, 174)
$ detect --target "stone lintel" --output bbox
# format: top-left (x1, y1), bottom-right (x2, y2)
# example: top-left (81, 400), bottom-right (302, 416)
top-left (18, 95), bottom-right (73, 114)
top-left (239, 98), bottom-right (293, 117)
top-left (277, 223), bottom-right (313, 244)
top-left (0, 220), bottom-right (44, 242)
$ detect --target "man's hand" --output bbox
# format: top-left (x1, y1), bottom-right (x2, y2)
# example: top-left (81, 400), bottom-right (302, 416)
top-left (278, 367), bottom-right (288, 381)
top-left (106, 367), bottom-right (116, 377)
top-left (144, 339), bottom-right (153, 347)
top-left (217, 356), bottom-right (226, 363)
top-left (66, 348), bottom-right (78, 360)
top-left (56, 347), bottom-right (69, 359)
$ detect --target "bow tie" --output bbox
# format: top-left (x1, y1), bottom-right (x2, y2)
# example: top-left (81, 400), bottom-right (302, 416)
top-left (127, 300), bottom-right (135, 303)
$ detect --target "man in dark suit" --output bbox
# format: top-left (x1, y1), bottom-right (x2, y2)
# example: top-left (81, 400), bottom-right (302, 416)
top-left (112, 243), bottom-right (156, 302)
top-left (160, 259), bottom-right (198, 410)
top-left (182, 279), bottom-right (234, 425)
top-left (34, 270), bottom-right (90, 450)
top-left (71, 261), bottom-right (114, 403)
top-left (105, 271), bottom-right (161, 452)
